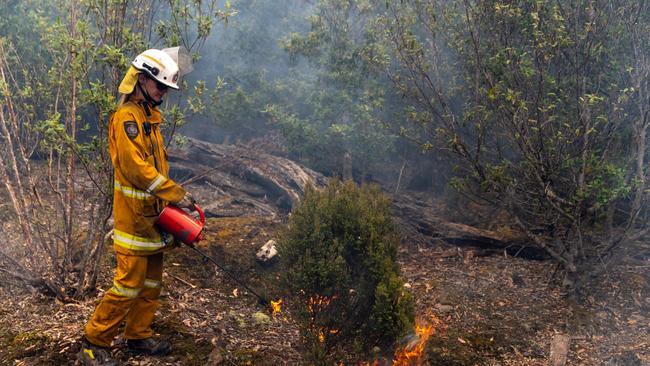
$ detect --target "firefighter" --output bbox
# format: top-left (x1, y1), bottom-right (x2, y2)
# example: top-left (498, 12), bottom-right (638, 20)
top-left (78, 49), bottom-right (195, 366)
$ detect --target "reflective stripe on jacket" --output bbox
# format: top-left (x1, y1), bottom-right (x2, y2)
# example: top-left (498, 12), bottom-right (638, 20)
top-left (108, 101), bottom-right (185, 256)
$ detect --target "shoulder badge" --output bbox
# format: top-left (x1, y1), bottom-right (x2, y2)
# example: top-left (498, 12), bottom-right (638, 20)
top-left (123, 121), bottom-right (139, 140)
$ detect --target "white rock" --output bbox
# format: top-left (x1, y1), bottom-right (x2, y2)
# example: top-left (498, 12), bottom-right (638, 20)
top-left (434, 303), bottom-right (454, 313)
top-left (256, 240), bottom-right (278, 262)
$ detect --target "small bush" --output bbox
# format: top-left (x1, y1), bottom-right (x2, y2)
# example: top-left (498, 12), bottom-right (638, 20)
top-left (279, 180), bottom-right (414, 362)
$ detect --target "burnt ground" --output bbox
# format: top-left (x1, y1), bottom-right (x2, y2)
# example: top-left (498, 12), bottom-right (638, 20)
top-left (401, 243), bottom-right (649, 366)
top-left (0, 215), bottom-right (648, 365)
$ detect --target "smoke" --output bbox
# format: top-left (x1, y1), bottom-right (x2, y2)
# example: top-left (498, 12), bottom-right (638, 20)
top-left (180, 0), bottom-right (315, 143)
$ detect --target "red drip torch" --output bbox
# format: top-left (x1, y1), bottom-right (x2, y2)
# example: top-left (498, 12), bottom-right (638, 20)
top-left (156, 203), bottom-right (270, 306)
top-left (157, 204), bottom-right (205, 245)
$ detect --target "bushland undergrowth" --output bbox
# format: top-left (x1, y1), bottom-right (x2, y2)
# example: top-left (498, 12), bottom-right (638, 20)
top-left (279, 180), bottom-right (414, 364)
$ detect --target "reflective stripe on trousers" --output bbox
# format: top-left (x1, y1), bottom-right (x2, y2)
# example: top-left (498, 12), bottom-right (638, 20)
top-left (113, 229), bottom-right (165, 252)
top-left (84, 253), bottom-right (164, 347)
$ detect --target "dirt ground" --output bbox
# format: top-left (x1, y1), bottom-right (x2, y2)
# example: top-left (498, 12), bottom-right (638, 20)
top-left (400, 243), bottom-right (649, 366)
top-left (0, 215), bottom-right (648, 365)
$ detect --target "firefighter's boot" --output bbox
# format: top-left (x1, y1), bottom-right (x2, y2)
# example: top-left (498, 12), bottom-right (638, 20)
top-left (127, 337), bottom-right (172, 356)
top-left (77, 339), bottom-right (118, 366)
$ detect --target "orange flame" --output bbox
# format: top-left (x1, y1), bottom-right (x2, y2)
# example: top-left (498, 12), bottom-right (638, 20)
top-left (306, 295), bottom-right (341, 346)
top-left (357, 316), bottom-right (444, 366)
top-left (316, 328), bottom-right (339, 344)
top-left (318, 330), bottom-right (326, 343)
top-left (392, 324), bottom-right (433, 365)
top-left (271, 299), bottom-right (282, 316)
top-left (306, 294), bottom-right (335, 313)
top-left (391, 315), bottom-right (442, 366)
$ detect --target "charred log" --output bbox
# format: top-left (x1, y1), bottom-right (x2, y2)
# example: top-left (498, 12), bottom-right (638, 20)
top-left (392, 193), bottom-right (549, 260)
top-left (168, 138), bottom-right (327, 218)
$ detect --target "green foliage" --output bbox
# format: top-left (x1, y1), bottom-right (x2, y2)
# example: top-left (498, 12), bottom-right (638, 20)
top-left (154, 0), bottom-right (236, 51)
top-left (279, 180), bottom-right (414, 361)
top-left (0, 0), bottom-right (50, 66)
top-left (274, 0), bottom-right (400, 177)
top-left (194, 0), bottom-right (313, 147)
top-left (378, 0), bottom-right (650, 292)
top-left (199, 0), bottom-right (402, 179)
top-left (206, 73), bottom-right (284, 138)
top-left (35, 112), bottom-right (67, 153)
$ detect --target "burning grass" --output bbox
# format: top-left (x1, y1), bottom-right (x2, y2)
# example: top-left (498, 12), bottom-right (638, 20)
top-left (271, 299), bottom-right (282, 317)
top-left (392, 315), bottom-right (444, 365)
top-left (306, 294), bottom-right (335, 313)
top-left (357, 314), bottom-right (445, 366)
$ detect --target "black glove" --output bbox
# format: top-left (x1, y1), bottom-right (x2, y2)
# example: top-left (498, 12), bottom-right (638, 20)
top-left (160, 230), bottom-right (179, 247)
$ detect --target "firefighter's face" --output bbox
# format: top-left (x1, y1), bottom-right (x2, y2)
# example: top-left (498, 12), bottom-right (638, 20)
top-left (140, 75), bottom-right (168, 102)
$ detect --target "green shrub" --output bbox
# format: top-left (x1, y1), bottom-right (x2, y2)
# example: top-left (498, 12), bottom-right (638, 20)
top-left (279, 180), bottom-right (414, 362)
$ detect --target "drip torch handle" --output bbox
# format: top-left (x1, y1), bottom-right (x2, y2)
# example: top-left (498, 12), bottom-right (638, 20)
top-left (194, 204), bottom-right (205, 225)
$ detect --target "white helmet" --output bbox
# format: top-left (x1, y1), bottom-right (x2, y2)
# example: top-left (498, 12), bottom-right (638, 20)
top-left (132, 49), bottom-right (180, 90)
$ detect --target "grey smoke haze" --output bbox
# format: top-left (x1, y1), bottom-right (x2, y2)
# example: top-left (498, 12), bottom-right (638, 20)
top-left (181, 0), bottom-right (316, 142)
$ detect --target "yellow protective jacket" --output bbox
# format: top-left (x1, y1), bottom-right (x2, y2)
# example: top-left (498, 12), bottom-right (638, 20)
top-left (108, 100), bottom-right (186, 256)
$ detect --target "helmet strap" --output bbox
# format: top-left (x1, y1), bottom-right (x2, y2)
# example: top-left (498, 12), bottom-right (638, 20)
top-left (142, 99), bottom-right (151, 117)
top-left (136, 79), bottom-right (163, 110)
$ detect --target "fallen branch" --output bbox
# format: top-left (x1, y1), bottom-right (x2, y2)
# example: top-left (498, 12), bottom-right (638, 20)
top-left (165, 272), bottom-right (197, 289)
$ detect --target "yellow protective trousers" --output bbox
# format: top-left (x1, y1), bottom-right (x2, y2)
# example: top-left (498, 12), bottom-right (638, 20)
top-left (84, 252), bottom-right (163, 347)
